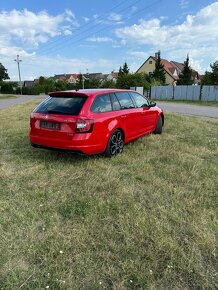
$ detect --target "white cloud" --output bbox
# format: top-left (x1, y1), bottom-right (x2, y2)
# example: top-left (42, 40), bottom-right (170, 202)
top-left (108, 13), bottom-right (122, 22)
top-left (115, 2), bottom-right (218, 72)
top-left (0, 9), bottom-right (78, 49)
top-left (82, 16), bottom-right (90, 23)
top-left (64, 29), bottom-right (72, 36)
top-left (179, 0), bottom-right (189, 9)
top-left (86, 37), bottom-right (113, 43)
top-left (127, 51), bottom-right (149, 59)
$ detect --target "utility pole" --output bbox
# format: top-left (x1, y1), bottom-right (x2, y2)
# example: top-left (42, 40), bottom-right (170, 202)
top-left (14, 55), bottom-right (22, 95)
top-left (82, 74), bottom-right (85, 89)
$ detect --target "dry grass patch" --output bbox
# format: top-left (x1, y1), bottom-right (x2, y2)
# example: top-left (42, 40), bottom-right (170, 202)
top-left (0, 94), bottom-right (17, 99)
top-left (0, 101), bottom-right (217, 289)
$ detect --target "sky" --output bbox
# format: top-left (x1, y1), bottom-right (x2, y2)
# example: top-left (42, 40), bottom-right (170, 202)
top-left (0, 0), bottom-right (218, 81)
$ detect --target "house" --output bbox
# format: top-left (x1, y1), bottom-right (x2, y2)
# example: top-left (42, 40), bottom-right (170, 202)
top-left (136, 53), bottom-right (200, 85)
top-left (23, 81), bottom-right (34, 87)
top-left (23, 79), bottom-right (38, 87)
top-left (106, 71), bottom-right (119, 82)
top-left (53, 71), bottom-right (119, 84)
top-left (53, 74), bottom-right (73, 83)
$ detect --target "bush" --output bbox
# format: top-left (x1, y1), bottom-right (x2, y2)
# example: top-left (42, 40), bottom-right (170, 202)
top-left (0, 81), bottom-right (17, 94)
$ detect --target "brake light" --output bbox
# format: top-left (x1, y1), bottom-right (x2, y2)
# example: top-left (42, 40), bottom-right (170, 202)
top-left (30, 117), bottom-right (34, 128)
top-left (76, 118), bottom-right (94, 133)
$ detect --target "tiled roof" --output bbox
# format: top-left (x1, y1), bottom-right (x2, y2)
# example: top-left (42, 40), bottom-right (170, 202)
top-left (137, 55), bottom-right (200, 82)
top-left (160, 59), bottom-right (179, 80)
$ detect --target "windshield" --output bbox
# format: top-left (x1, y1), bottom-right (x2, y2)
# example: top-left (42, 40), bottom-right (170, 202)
top-left (33, 96), bottom-right (87, 116)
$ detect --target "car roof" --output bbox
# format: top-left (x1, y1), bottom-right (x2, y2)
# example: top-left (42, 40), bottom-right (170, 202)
top-left (49, 88), bottom-right (135, 98)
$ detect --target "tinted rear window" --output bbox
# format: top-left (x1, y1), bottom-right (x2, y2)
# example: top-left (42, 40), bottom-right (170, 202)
top-left (33, 96), bottom-right (87, 115)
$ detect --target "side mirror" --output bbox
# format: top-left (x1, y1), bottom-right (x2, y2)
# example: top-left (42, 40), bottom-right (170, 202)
top-left (149, 101), bottom-right (156, 107)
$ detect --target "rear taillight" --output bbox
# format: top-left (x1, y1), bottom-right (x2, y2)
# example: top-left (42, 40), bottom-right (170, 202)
top-left (30, 118), bottom-right (34, 128)
top-left (76, 118), bottom-right (94, 133)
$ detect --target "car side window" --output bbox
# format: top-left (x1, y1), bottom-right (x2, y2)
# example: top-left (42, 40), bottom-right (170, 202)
top-left (110, 93), bottom-right (121, 111)
top-left (130, 92), bottom-right (149, 108)
top-left (115, 92), bottom-right (135, 109)
top-left (91, 94), bottom-right (112, 113)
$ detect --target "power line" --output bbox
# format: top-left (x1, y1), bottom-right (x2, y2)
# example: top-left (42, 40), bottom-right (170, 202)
top-left (37, 0), bottom-right (163, 56)
top-left (37, 0), bottom-right (142, 54)
top-left (37, 0), bottom-right (143, 55)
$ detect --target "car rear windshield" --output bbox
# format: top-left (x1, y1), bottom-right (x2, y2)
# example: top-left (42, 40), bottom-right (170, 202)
top-left (33, 95), bottom-right (87, 116)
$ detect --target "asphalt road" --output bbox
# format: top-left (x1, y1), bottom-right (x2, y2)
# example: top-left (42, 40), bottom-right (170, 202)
top-left (156, 101), bottom-right (218, 119)
top-left (0, 95), bottom-right (218, 119)
top-left (0, 94), bottom-right (46, 109)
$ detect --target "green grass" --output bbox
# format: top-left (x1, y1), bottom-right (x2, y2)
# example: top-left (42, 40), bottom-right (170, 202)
top-left (0, 94), bottom-right (17, 99)
top-left (153, 99), bottom-right (218, 107)
top-left (0, 101), bottom-right (217, 289)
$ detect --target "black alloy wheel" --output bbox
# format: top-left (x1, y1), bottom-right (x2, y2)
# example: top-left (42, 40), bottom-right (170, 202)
top-left (105, 129), bottom-right (124, 157)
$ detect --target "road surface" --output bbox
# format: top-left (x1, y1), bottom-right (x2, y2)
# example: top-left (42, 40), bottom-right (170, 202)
top-left (0, 95), bottom-right (218, 119)
top-left (0, 95), bottom-right (46, 109)
top-left (156, 101), bottom-right (218, 119)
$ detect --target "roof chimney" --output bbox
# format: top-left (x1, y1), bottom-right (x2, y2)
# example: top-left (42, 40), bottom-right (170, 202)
top-left (155, 52), bottom-right (159, 59)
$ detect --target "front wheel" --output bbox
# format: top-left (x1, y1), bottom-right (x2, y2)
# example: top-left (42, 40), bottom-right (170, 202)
top-left (153, 116), bottom-right (163, 134)
top-left (104, 129), bottom-right (124, 157)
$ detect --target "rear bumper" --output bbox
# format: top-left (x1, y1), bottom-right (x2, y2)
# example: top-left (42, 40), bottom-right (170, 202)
top-left (29, 134), bottom-right (104, 155)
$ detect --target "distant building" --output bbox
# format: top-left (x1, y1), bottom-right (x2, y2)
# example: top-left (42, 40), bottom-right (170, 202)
top-left (136, 52), bottom-right (201, 85)
top-left (23, 79), bottom-right (38, 87)
top-left (53, 71), bottom-right (119, 84)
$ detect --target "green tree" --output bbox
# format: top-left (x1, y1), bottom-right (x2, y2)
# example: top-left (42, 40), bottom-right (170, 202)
top-left (201, 71), bottom-right (213, 85)
top-left (118, 62), bottom-right (130, 77)
top-left (100, 79), bottom-right (116, 88)
top-left (0, 81), bottom-right (16, 93)
top-left (0, 63), bottom-right (10, 81)
top-left (177, 55), bottom-right (192, 85)
top-left (122, 61), bottom-right (130, 75)
top-left (116, 73), bottom-right (150, 91)
top-left (84, 77), bottom-right (101, 89)
top-left (153, 51), bottom-right (166, 84)
top-left (77, 73), bottom-right (83, 89)
top-left (210, 60), bottom-right (218, 84)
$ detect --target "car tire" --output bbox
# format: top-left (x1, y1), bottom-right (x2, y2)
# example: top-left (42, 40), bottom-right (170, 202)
top-left (104, 129), bottom-right (124, 157)
top-left (154, 116), bottom-right (163, 134)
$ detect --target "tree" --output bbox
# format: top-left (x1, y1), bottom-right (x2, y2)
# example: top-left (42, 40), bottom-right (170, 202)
top-left (116, 72), bottom-right (150, 90)
top-left (100, 79), bottom-right (116, 88)
top-left (153, 51), bottom-right (166, 84)
top-left (201, 71), bottom-right (213, 85)
top-left (201, 60), bottom-right (218, 85)
top-left (0, 63), bottom-right (10, 81)
top-left (118, 62), bottom-right (130, 76)
top-left (210, 60), bottom-right (218, 85)
top-left (177, 55), bottom-right (192, 85)
top-left (77, 73), bottom-right (84, 89)
top-left (122, 61), bottom-right (130, 75)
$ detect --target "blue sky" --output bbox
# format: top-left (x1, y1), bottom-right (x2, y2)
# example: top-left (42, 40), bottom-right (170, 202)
top-left (0, 0), bottom-right (217, 81)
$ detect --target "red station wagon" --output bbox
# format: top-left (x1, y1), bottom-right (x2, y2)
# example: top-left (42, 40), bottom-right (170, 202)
top-left (29, 89), bottom-right (164, 156)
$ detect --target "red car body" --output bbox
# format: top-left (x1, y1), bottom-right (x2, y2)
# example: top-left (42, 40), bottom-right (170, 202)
top-left (29, 89), bottom-right (164, 155)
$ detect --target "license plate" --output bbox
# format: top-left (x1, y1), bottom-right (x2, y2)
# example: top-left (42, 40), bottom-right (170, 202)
top-left (40, 121), bottom-right (60, 130)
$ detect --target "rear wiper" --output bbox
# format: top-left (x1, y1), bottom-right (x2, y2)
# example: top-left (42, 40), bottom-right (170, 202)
top-left (47, 110), bottom-right (72, 115)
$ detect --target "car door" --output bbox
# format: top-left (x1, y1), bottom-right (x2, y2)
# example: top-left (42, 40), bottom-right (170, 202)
top-left (114, 92), bottom-right (141, 141)
top-left (129, 92), bottom-right (157, 133)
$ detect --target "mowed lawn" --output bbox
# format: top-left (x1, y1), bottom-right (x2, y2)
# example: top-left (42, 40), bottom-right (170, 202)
top-left (0, 101), bottom-right (217, 290)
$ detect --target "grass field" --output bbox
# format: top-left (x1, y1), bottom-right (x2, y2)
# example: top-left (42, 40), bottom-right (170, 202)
top-left (0, 94), bottom-right (17, 99)
top-left (0, 101), bottom-right (217, 289)
top-left (152, 99), bottom-right (218, 107)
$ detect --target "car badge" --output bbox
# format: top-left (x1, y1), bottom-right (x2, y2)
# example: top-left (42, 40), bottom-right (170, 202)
top-left (45, 115), bottom-right (49, 120)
